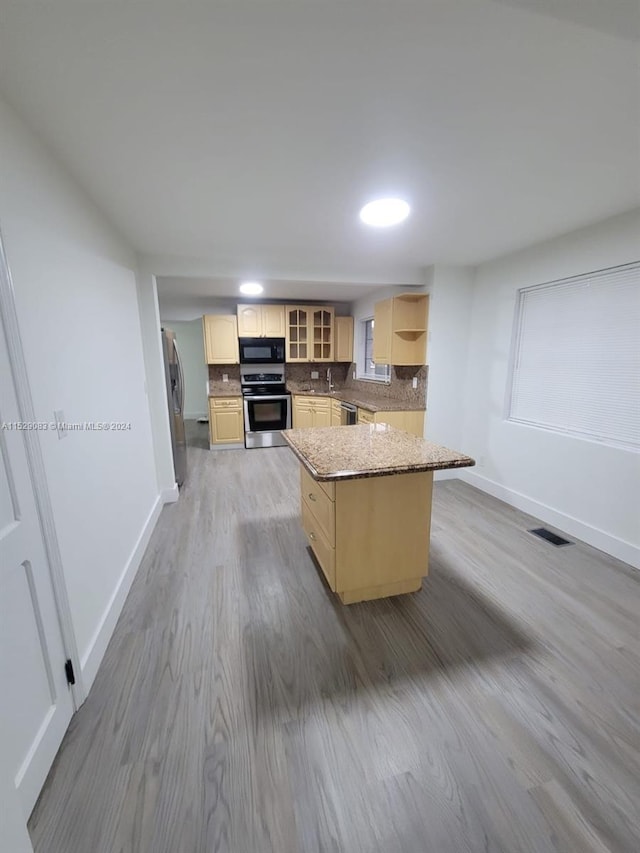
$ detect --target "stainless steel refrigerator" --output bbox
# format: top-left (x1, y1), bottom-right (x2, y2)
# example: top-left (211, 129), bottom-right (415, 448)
top-left (161, 328), bottom-right (187, 487)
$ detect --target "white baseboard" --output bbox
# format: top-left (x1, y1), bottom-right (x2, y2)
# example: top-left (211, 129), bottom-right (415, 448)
top-left (80, 495), bottom-right (163, 692)
top-left (161, 483), bottom-right (179, 503)
top-left (459, 470), bottom-right (640, 570)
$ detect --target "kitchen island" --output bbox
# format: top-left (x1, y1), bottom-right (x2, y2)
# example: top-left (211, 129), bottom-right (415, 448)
top-left (282, 424), bottom-right (475, 604)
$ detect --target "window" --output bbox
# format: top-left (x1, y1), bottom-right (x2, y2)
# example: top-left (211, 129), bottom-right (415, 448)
top-left (361, 319), bottom-right (390, 381)
top-left (508, 262), bottom-right (640, 450)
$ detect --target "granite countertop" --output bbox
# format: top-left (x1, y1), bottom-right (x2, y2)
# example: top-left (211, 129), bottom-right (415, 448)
top-left (288, 388), bottom-right (425, 413)
top-left (282, 424), bottom-right (475, 481)
top-left (208, 387), bottom-right (243, 398)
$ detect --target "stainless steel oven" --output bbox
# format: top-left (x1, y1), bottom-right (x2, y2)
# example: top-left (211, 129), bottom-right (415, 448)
top-left (243, 394), bottom-right (291, 448)
top-left (240, 363), bottom-right (291, 448)
top-left (239, 337), bottom-right (285, 365)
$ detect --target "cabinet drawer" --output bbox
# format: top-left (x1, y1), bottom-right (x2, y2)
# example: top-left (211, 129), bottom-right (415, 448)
top-left (301, 499), bottom-right (336, 590)
top-left (357, 408), bottom-right (374, 424)
top-left (301, 467), bottom-right (335, 545)
top-left (296, 395), bottom-right (330, 409)
top-left (211, 397), bottom-right (242, 409)
top-left (311, 397), bottom-right (330, 410)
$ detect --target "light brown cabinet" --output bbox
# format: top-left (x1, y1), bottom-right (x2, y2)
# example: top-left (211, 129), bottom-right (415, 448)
top-left (299, 463), bottom-right (432, 604)
top-left (203, 315), bottom-right (239, 364)
top-left (374, 410), bottom-right (425, 436)
top-left (237, 304), bottom-right (286, 338)
top-left (294, 397), bottom-right (425, 434)
top-left (208, 397), bottom-right (244, 448)
top-left (357, 407), bottom-right (424, 436)
top-left (286, 306), bottom-right (335, 362)
top-left (293, 395), bottom-right (331, 428)
top-left (373, 293), bottom-right (429, 366)
top-left (286, 306), bottom-right (310, 362)
top-left (358, 408), bottom-right (424, 438)
top-left (372, 298), bottom-right (393, 364)
top-left (334, 316), bottom-right (354, 362)
top-left (357, 408), bottom-right (374, 425)
top-left (311, 307), bottom-right (334, 361)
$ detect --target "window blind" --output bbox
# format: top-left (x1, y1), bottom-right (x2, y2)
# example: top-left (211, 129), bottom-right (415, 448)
top-left (508, 262), bottom-right (640, 450)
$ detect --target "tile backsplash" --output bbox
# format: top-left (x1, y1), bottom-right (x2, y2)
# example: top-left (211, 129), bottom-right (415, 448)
top-left (343, 365), bottom-right (427, 408)
top-left (208, 365), bottom-right (241, 395)
top-left (208, 361), bottom-right (427, 407)
top-left (285, 363), bottom-right (349, 392)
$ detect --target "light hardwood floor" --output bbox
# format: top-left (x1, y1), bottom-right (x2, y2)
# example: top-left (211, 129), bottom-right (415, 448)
top-left (29, 422), bottom-right (640, 852)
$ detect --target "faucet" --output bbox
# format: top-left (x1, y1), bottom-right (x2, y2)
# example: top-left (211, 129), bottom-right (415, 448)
top-left (327, 367), bottom-right (334, 393)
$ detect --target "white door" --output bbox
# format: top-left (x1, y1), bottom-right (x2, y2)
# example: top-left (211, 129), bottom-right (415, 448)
top-left (0, 303), bottom-right (74, 818)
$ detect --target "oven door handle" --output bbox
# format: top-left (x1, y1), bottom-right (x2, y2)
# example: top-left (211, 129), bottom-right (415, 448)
top-left (244, 395), bottom-right (290, 401)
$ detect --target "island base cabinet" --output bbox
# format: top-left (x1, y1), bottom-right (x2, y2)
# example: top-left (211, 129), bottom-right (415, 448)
top-left (338, 577), bottom-right (422, 605)
top-left (301, 499), bottom-right (336, 590)
top-left (299, 465), bottom-right (433, 604)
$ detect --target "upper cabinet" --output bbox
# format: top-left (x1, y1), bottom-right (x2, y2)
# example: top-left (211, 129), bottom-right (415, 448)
top-left (262, 304), bottom-right (287, 337)
top-left (286, 305), bottom-right (310, 362)
top-left (237, 304), bottom-right (286, 338)
top-left (286, 306), bottom-right (335, 362)
top-left (373, 298), bottom-right (393, 364)
top-left (334, 316), bottom-right (354, 363)
top-left (203, 315), bottom-right (239, 364)
top-left (373, 294), bottom-right (429, 366)
top-left (311, 307), bottom-right (334, 361)
top-left (204, 303), bottom-right (348, 364)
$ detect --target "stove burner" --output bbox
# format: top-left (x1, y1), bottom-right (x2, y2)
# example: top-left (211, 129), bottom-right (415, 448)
top-left (242, 383), bottom-right (288, 396)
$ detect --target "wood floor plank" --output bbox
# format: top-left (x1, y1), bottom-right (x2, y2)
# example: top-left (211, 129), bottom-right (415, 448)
top-left (28, 421), bottom-right (640, 853)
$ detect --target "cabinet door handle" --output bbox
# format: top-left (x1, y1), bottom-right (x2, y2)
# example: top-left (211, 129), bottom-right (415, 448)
top-left (308, 493), bottom-right (317, 502)
top-left (309, 532), bottom-right (316, 541)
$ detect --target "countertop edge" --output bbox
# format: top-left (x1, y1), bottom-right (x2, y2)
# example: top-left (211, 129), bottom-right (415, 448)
top-left (289, 389), bottom-right (426, 413)
top-left (281, 431), bottom-right (475, 482)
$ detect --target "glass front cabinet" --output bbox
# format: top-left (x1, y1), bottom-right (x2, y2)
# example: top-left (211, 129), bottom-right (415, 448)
top-left (286, 306), bottom-right (334, 362)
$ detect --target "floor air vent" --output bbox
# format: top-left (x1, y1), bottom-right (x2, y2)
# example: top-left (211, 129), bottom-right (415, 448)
top-left (529, 527), bottom-right (573, 547)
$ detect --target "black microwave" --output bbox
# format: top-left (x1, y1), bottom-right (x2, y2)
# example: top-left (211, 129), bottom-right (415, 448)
top-left (239, 337), bottom-right (286, 364)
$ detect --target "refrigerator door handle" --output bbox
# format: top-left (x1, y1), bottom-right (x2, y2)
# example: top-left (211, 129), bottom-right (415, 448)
top-left (174, 340), bottom-right (185, 414)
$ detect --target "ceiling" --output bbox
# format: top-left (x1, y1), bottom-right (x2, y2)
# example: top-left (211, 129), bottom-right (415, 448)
top-left (1, 0), bottom-right (638, 300)
top-left (156, 276), bottom-right (386, 317)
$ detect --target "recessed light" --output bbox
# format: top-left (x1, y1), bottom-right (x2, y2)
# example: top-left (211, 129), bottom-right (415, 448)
top-left (359, 198), bottom-right (410, 227)
top-left (239, 281), bottom-right (264, 295)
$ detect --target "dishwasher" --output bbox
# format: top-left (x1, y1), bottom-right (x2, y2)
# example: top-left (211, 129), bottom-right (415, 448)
top-left (340, 402), bottom-right (358, 425)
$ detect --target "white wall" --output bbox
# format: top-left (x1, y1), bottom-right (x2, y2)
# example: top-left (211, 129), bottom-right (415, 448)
top-left (426, 266), bottom-right (474, 477)
top-left (158, 295), bottom-right (238, 320)
top-left (160, 319), bottom-right (209, 418)
top-left (461, 209), bottom-right (640, 568)
top-left (0, 94), bottom-right (162, 687)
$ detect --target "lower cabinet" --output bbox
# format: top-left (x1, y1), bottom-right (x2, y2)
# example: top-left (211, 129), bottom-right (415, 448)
top-left (293, 395), bottom-right (331, 428)
top-left (358, 407), bottom-right (424, 437)
top-left (293, 396), bottom-right (425, 435)
top-left (209, 397), bottom-right (244, 448)
top-left (299, 463), bottom-right (432, 604)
